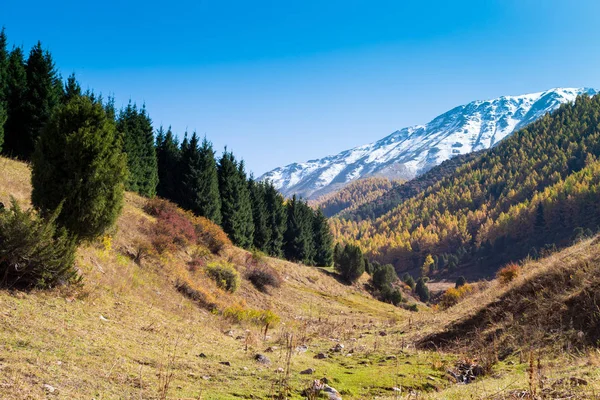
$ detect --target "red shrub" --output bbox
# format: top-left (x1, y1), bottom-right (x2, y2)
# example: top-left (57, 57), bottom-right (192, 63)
top-left (195, 216), bottom-right (231, 254)
top-left (497, 263), bottom-right (521, 285)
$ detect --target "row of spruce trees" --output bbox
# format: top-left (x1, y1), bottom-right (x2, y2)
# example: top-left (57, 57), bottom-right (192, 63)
top-left (0, 28), bottom-right (334, 267)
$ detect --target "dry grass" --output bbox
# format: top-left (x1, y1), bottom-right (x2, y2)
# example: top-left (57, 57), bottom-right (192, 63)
top-left (1, 156), bottom-right (599, 399)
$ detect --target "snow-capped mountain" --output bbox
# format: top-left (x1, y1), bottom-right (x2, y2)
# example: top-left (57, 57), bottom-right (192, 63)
top-left (260, 88), bottom-right (597, 199)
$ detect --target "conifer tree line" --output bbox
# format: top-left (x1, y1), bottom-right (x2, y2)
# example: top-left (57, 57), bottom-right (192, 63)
top-left (0, 28), bottom-right (334, 267)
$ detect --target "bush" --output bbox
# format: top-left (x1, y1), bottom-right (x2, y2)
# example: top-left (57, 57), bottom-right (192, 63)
top-left (380, 286), bottom-right (403, 306)
top-left (439, 283), bottom-right (474, 309)
top-left (497, 263), bottom-right (520, 284)
top-left (31, 95), bottom-right (127, 242)
top-left (0, 199), bottom-right (77, 289)
top-left (146, 199), bottom-right (197, 254)
top-left (455, 276), bottom-right (467, 288)
top-left (223, 305), bottom-right (280, 337)
top-left (195, 216), bottom-right (231, 254)
top-left (206, 262), bottom-right (240, 293)
top-left (246, 266), bottom-right (282, 293)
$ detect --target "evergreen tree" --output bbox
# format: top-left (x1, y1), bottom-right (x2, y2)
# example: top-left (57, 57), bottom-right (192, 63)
top-left (218, 150), bottom-right (253, 248)
top-left (334, 243), bottom-right (365, 283)
top-left (3, 47), bottom-right (27, 157)
top-left (415, 277), bottom-right (430, 303)
top-left (20, 41), bottom-right (61, 160)
top-left (372, 263), bottom-right (397, 291)
top-left (236, 160), bottom-right (255, 247)
top-left (155, 126), bottom-right (180, 201)
top-left (249, 178), bottom-right (270, 251)
top-left (196, 137), bottom-right (222, 224)
top-left (283, 195), bottom-right (314, 264)
top-left (117, 102), bottom-right (158, 197)
top-left (62, 73), bottom-right (81, 103)
top-left (31, 95), bottom-right (127, 241)
top-left (0, 28), bottom-right (7, 152)
top-left (264, 181), bottom-right (287, 257)
top-left (312, 208), bottom-right (334, 266)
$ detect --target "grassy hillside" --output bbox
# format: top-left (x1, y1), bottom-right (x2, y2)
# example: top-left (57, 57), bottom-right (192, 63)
top-left (1, 156), bottom-right (599, 399)
top-left (333, 94), bottom-right (600, 277)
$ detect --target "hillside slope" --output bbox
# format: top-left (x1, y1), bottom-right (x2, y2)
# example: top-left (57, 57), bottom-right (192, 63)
top-left (333, 93), bottom-right (600, 277)
top-left (2, 156), bottom-right (599, 399)
top-left (261, 88), bottom-right (596, 199)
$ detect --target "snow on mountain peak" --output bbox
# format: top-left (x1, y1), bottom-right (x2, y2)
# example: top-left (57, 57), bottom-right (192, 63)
top-left (260, 88), bottom-right (597, 199)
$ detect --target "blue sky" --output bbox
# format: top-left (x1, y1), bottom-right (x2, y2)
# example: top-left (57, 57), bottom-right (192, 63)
top-left (3, 0), bottom-right (600, 175)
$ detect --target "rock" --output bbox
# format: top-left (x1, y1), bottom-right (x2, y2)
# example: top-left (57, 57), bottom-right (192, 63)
top-left (264, 346), bottom-right (278, 353)
top-left (427, 376), bottom-right (435, 381)
top-left (300, 368), bottom-right (315, 375)
top-left (254, 354), bottom-right (271, 365)
top-left (332, 343), bottom-right (345, 352)
top-left (379, 331), bottom-right (388, 336)
top-left (219, 361), bottom-right (231, 366)
top-left (385, 355), bottom-right (397, 360)
top-left (275, 367), bottom-right (285, 373)
top-left (314, 353), bottom-right (328, 359)
top-left (198, 353), bottom-right (207, 358)
top-left (99, 315), bottom-right (109, 322)
top-left (235, 335), bottom-right (244, 340)
top-left (570, 377), bottom-right (588, 386)
top-left (392, 387), bottom-right (402, 392)
top-left (296, 345), bottom-right (308, 353)
top-left (224, 330), bottom-right (234, 337)
top-left (202, 376), bottom-right (211, 380)
top-left (306, 379), bottom-right (342, 400)
top-left (43, 384), bottom-right (56, 393)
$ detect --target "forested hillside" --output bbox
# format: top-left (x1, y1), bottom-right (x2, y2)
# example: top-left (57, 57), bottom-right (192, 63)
top-left (332, 94), bottom-right (600, 276)
top-left (311, 177), bottom-right (398, 218)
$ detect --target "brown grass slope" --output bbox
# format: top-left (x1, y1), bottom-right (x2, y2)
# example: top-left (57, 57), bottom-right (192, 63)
top-left (417, 237), bottom-right (600, 353)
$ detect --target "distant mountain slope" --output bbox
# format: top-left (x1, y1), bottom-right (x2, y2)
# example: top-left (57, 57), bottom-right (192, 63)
top-left (262, 88), bottom-right (597, 199)
top-left (310, 177), bottom-right (399, 218)
top-left (331, 93), bottom-right (600, 276)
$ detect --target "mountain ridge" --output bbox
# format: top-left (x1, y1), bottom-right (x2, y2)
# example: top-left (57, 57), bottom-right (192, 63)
top-left (261, 87), bottom-right (598, 199)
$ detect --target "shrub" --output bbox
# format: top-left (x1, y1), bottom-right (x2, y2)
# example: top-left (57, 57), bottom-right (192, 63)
top-left (31, 95), bottom-right (127, 242)
top-left (206, 262), bottom-right (240, 293)
top-left (246, 266), bottom-right (282, 293)
top-left (0, 199), bottom-right (77, 289)
top-left (497, 263), bottom-right (520, 284)
top-left (195, 216), bottom-right (231, 254)
top-left (223, 305), bottom-right (280, 338)
top-left (380, 286), bottom-right (403, 306)
top-left (146, 199), bottom-right (197, 254)
top-left (439, 283), bottom-right (474, 309)
top-left (175, 279), bottom-right (217, 311)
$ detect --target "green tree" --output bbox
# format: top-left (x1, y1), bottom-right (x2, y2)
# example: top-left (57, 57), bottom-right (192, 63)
top-left (196, 137), bottom-right (222, 224)
top-left (31, 95), bottom-right (127, 241)
top-left (117, 102), bottom-right (158, 197)
top-left (218, 150), bottom-right (253, 248)
top-left (402, 272), bottom-right (416, 290)
top-left (0, 28), bottom-right (8, 152)
top-left (283, 195), bottom-right (314, 264)
top-left (3, 47), bottom-right (27, 157)
top-left (62, 73), bottom-right (81, 104)
top-left (312, 208), bottom-right (334, 266)
top-left (21, 41), bottom-right (61, 160)
top-left (415, 277), bottom-right (430, 303)
top-left (155, 126), bottom-right (180, 201)
top-left (372, 263), bottom-right (397, 291)
top-left (264, 181), bottom-right (286, 257)
top-left (334, 243), bottom-right (365, 284)
top-left (249, 178), bottom-right (270, 251)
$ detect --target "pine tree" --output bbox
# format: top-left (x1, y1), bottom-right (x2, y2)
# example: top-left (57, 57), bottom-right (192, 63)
top-left (218, 150), bottom-right (253, 248)
top-left (236, 160), bottom-right (255, 247)
top-left (196, 137), bottom-right (222, 224)
top-left (117, 102), bottom-right (158, 197)
top-left (283, 195), bottom-right (314, 264)
top-left (264, 181), bottom-right (287, 257)
top-left (21, 41), bottom-right (61, 160)
top-left (62, 73), bottom-right (81, 104)
top-left (312, 208), bottom-right (334, 266)
top-left (31, 95), bottom-right (127, 242)
top-left (155, 126), bottom-right (180, 201)
top-left (334, 243), bottom-right (365, 283)
top-left (3, 47), bottom-right (27, 157)
top-left (249, 178), bottom-right (270, 251)
top-left (0, 28), bottom-right (8, 152)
